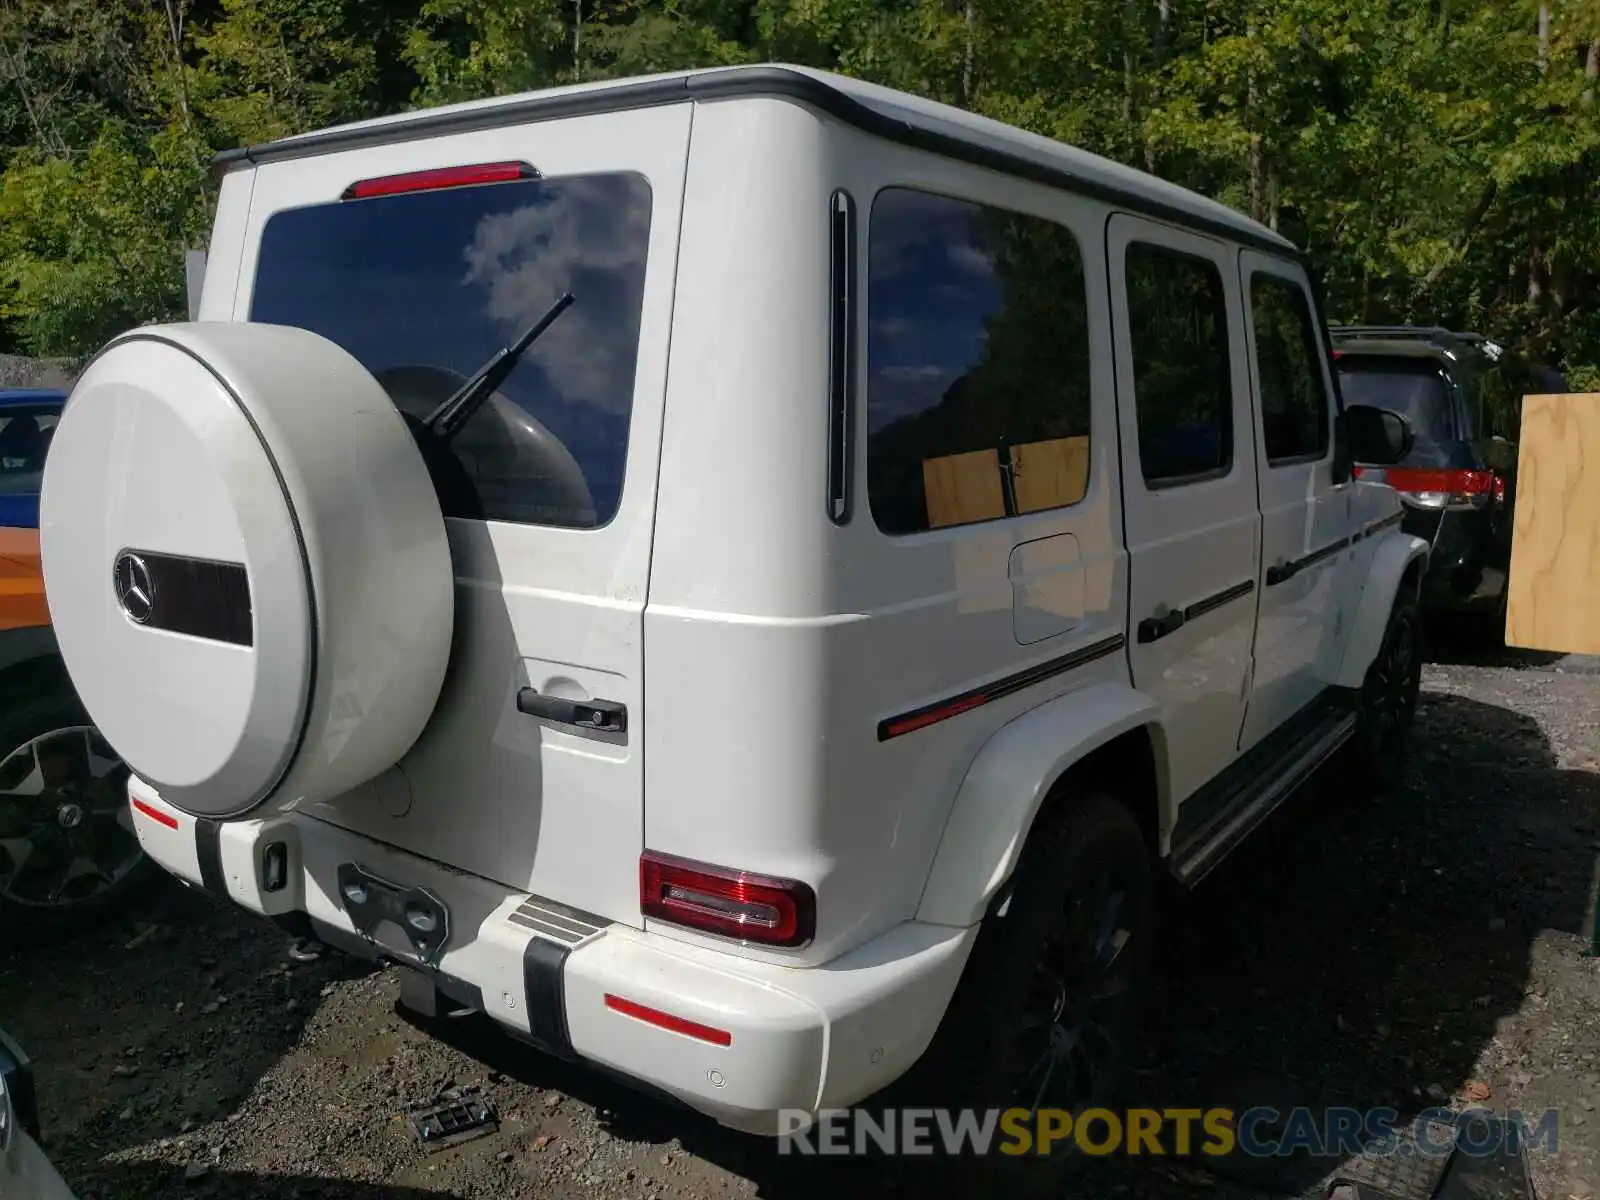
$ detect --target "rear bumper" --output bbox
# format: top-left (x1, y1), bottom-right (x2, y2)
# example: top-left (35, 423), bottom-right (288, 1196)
top-left (1401, 503), bottom-right (1504, 615)
top-left (127, 779), bottom-right (975, 1134)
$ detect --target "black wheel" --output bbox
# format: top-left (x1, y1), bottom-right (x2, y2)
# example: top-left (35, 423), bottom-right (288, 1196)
top-left (0, 678), bottom-right (153, 949)
top-left (896, 792), bottom-right (1154, 1197)
top-left (1350, 595), bottom-right (1423, 791)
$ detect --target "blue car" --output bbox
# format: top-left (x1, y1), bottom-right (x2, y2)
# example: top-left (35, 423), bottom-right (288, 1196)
top-left (0, 388), bottom-right (147, 948)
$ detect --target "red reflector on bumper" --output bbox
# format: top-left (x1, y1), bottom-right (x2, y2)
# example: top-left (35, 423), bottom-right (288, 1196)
top-left (131, 798), bottom-right (178, 830)
top-left (603, 994), bottom-right (733, 1046)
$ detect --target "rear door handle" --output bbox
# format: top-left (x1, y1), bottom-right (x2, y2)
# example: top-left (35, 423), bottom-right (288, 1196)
top-left (516, 688), bottom-right (628, 733)
top-left (1137, 607), bottom-right (1186, 644)
top-left (1266, 561), bottom-right (1296, 586)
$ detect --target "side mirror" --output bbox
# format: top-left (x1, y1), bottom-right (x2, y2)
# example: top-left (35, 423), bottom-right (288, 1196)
top-left (1343, 403), bottom-right (1415, 467)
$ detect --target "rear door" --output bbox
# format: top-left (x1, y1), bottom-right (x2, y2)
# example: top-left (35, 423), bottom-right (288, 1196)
top-left (235, 105), bottom-right (694, 927)
top-left (1236, 252), bottom-right (1352, 750)
top-left (1107, 214), bottom-right (1260, 804)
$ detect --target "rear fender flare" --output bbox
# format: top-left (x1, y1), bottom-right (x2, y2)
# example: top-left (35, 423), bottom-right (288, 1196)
top-left (915, 681), bottom-right (1167, 929)
top-left (1333, 531), bottom-right (1430, 689)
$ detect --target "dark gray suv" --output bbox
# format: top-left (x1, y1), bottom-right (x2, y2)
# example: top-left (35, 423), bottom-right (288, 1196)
top-left (1330, 325), bottom-right (1567, 643)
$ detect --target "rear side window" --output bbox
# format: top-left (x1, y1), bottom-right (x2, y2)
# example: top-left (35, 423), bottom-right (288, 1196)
top-left (865, 188), bottom-right (1093, 536)
top-left (1336, 359), bottom-right (1456, 442)
top-left (1248, 273), bottom-right (1330, 463)
top-left (1125, 245), bottom-right (1233, 486)
top-left (251, 171), bottom-right (653, 529)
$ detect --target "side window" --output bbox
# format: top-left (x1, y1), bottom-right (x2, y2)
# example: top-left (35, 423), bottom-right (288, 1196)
top-left (1125, 245), bottom-right (1233, 486)
top-left (1249, 272), bottom-right (1331, 463)
top-left (865, 188), bottom-right (1093, 536)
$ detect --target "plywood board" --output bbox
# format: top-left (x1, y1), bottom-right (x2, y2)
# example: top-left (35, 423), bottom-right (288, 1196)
top-left (1506, 393), bottom-right (1600, 654)
top-left (923, 448), bottom-right (1005, 529)
top-left (1011, 436), bottom-right (1090, 514)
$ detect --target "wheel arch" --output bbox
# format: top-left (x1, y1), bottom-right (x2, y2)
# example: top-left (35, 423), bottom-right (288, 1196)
top-left (1332, 531), bottom-right (1430, 690)
top-left (915, 681), bottom-right (1169, 928)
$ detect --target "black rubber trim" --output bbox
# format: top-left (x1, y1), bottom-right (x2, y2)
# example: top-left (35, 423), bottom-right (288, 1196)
top-left (1184, 579), bottom-right (1255, 622)
top-left (1266, 535), bottom-right (1352, 586)
top-left (213, 67), bottom-right (1302, 263)
top-left (826, 188), bottom-right (858, 525)
top-left (1363, 511), bottom-right (1404, 538)
top-left (194, 817), bottom-right (225, 896)
top-left (878, 633), bottom-right (1126, 741)
top-left (522, 936), bottom-right (574, 1056)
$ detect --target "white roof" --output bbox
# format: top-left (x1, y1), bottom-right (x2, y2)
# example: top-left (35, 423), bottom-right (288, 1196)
top-left (255, 64), bottom-right (1292, 251)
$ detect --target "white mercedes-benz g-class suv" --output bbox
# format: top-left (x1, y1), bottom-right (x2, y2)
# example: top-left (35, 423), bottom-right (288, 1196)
top-left (37, 63), bottom-right (1425, 1183)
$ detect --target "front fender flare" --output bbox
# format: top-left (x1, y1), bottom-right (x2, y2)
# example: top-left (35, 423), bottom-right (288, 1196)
top-left (916, 681), bottom-right (1165, 928)
top-left (1332, 530), bottom-right (1430, 689)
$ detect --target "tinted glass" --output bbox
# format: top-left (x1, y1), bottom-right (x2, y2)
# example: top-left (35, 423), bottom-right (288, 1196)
top-left (0, 407), bottom-right (58, 495)
top-left (1336, 360), bottom-right (1455, 441)
top-left (1125, 245), bottom-right (1233, 485)
top-left (251, 172), bottom-right (653, 528)
top-left (866, 188), bottom-right (1093, 536)
top-left (1250, 274), bottom-right (1330, 463)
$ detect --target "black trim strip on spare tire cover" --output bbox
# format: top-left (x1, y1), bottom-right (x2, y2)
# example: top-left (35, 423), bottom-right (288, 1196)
top-left (211, 67), bottom-right (1304, 264)
top-left (115, 550), bottom-right (253, 646)
top-left (101, 332), bottom-right (320, 818)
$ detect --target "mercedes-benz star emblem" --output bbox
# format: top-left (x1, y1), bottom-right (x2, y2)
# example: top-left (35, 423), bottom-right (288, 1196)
top-left (113, 552), bottom-right (155, 624)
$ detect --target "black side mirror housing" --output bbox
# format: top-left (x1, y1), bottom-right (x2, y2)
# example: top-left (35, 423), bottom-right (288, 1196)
top-left (1342, 403), bottom-right (1415, 467)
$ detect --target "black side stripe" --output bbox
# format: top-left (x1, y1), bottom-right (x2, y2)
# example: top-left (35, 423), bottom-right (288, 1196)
top-left (878, 633), bottom-right (1126, 741)
top-left (1362, 511), bottom-right (1404, 538)
top-left (1184, 579), bottom-right (1255, 622)
top-left (1266, 536), bottom-right (1351, 586)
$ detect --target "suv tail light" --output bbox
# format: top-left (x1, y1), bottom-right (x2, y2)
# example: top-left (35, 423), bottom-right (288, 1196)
top-left (640, 851), bottom-right (815, 948)
top-left (1355, 465), bottom-right (1497, 510)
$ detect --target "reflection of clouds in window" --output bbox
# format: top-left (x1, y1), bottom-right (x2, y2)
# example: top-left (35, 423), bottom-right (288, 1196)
top-left (946, 243), bottom-right (993, 276)
top-left (867, 191), bottom-right (998, 433)
top-left (869, 364), bottom-right (957, 431)
top-left (460, 175), bottom-right (652, 417)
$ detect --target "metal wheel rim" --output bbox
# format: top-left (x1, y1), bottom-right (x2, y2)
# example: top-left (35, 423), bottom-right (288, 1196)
top-left (1008, 862), bottom-right (1137, 1120)
top-left (0, 725), bottom-right (139, 909)
top-left (1367, 611), bottom-right (1420, 752)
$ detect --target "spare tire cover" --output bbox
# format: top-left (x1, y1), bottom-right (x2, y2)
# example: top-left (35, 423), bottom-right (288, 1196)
top-left (39, 322), bottom-right (454, 819)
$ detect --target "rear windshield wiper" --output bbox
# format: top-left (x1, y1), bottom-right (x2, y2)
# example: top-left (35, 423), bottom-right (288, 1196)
top-left (425, 292), bottom-right (576, 440)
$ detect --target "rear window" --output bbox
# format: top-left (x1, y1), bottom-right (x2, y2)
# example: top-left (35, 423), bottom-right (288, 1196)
top-left (1335, 358), bottom-right (1456, 441)
top-left (250, 171), bottom-right (653, 529)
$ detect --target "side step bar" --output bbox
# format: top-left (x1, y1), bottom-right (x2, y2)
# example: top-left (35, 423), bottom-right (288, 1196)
top-left (1168, 707), bottom-right (1358, 887)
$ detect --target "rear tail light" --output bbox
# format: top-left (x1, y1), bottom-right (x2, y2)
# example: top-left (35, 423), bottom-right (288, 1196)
top-left (640, 851), bottom-right (815, 948)
top-left (1355, 465), bottom-right (1497, 510)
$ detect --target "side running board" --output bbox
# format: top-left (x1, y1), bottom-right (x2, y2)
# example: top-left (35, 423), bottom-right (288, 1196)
top-left (1168, 706), bottom-right (1358, 887)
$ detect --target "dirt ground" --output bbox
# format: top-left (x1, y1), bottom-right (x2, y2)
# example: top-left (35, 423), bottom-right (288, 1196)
top-left (3, 640), bottom-right (1598, 1200)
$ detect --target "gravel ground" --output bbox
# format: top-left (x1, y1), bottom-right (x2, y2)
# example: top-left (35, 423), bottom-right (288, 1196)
top-left (3, 641), bottom-right (1598, 1200)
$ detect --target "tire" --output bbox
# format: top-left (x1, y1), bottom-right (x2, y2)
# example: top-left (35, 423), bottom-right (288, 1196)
top-left (0, 675), bottom-right (155, 950)
top-left (892, 792), bottom-right (1155, 1198)
top-left (1348, 594), bottom-right (1423, 793)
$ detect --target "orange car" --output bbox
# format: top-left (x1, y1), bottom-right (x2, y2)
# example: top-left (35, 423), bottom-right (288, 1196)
top-left (0, 390), bottom-right (147, 946)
